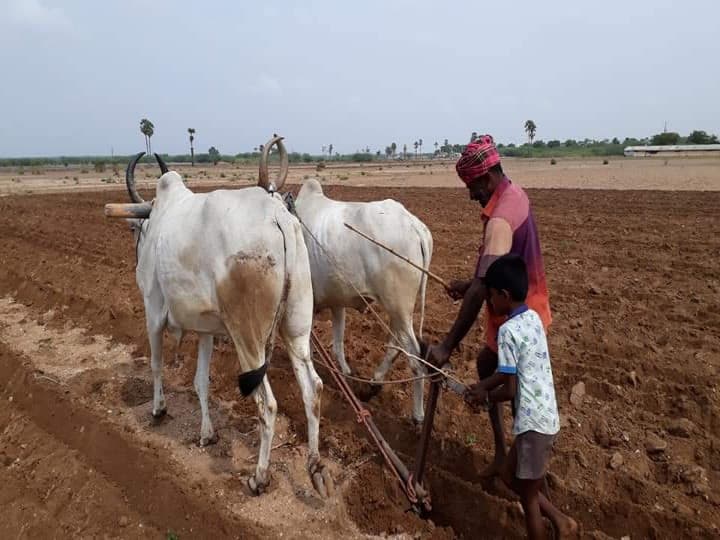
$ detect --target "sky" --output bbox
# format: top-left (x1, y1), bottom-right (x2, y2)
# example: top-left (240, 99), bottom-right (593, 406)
top-left (0, 0), bottom-right (718, 157)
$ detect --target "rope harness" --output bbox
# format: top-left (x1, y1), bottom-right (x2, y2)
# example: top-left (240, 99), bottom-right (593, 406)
top-left (134, 219), bottom-right (148, 266)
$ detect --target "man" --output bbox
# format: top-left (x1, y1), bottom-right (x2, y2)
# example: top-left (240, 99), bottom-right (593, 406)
top-left (428, 134), bottom-right (551, 476)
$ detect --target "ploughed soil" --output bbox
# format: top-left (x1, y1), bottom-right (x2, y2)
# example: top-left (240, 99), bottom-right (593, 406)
top-left (0, 184), bottom-right (718, 539)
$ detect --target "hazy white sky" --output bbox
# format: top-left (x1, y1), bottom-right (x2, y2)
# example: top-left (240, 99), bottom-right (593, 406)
top-left (1, 0), bottom-right (718, 157)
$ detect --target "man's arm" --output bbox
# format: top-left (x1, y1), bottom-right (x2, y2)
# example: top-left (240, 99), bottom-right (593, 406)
top-left (428, 278), bottom-right (486, 366)
top-left (442, 277), bottom-right (486, 351)
top-left (446, 279), bottom-right (473, 300)
top-left (427, 217), bottom-right (511, 367)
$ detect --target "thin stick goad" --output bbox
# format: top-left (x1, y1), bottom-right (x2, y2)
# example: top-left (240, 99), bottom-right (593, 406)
top-left (343, 222), bottom-right (450, 291)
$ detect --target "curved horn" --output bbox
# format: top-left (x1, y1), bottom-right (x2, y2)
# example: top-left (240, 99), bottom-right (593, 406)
top-left (257, 134), bottom-right (289, 192)
top-left (125, 152), bottom-right (146, 203)
top-left (154, 153), bottom-right (169, 175)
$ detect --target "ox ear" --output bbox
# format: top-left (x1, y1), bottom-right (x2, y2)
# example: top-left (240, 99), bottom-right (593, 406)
top-left (238, 362), bottom-right (268, 397)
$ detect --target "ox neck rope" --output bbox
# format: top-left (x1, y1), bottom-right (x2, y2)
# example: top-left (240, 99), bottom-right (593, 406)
top-left (281, 192), bottom-right (460, 386)
top-left (133, 199), bottom-right (156, 266)
top-left (135, 218), bottom-right (148, 268)
top-left (134, 219), bottom-right (148, 266)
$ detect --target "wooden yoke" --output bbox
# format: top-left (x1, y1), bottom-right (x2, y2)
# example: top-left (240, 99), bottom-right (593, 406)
top-left (104, 202), bottom-right (153, 219)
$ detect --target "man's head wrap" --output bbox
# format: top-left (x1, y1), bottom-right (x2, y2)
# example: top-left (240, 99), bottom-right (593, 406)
top-left (455, 135), bottom-right (501, 185)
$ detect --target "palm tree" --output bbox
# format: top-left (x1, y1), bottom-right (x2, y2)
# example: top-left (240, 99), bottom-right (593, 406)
top-left (470, 131), bottom-right (478, 143)
top-left (390, 142), bottom-right (397, 158)
top-left (187, 128), bottom-right (196, 166)
top-left (419, 138), bottom-right (423, 157)
top-left (403, 143), bottom-right (407, 159)
top-left (208, 146), bottom-right (220, 165)
top-left (322, 145), bottom-right (326, 157)
top-left (434, 141), bottom-right (439, 155)
top-left (328, 144), bottom-right (333, 158)
top-left (413, 141), bottom-right (418, 158)
top-left (140, 118), bottom-right (155, 155)
top-left (524, 120), bottom-right (537, 144)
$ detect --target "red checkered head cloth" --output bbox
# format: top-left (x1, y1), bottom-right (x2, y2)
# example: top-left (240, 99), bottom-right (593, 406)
top-left (455, 135), bottom-right (501, 185)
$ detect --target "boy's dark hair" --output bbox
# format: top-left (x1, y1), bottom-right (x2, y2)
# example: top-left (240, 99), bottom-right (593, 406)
top-left (490, 163), bottom-right (504, 175)
top-left (484, 254), bottom-right (528, 301)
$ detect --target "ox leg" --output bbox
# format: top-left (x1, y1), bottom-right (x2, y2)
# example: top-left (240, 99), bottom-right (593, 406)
top-left (374, 327), bottom-right (425, 424)
top-left (248, 376), bottom-right (277, 495)
top-left (408, 352), bottom-right (426, 425)
top-left (367, 339), bottom-right (400, 401)
top-left (373, 340), bottom-right (400, 382)
top-left (331, 307), bottom-right (351, 375)
top-left (194, 334), bottom-right (217, 446)
top-left (170, 329), bottom-right (183, 366)
top-left (148, 327), bottom-right (167, 419)
top-left (285, 333), bottom-right (331, 498)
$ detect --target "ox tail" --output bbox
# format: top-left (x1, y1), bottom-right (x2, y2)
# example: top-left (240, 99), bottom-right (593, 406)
top-left (238, 362), bottom-right (268, 397)
top-left (412, 218), bottom-right (433, 340)
top-left (236, 211), bottom-right (293, 399)
top-left (270, 210), bottom-right (295, 352)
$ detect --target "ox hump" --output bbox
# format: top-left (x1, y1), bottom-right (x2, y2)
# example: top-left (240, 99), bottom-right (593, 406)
top-left (157, 171), bottom-right (186, 194)
top-left (299, 178), bottom-right (324, 197)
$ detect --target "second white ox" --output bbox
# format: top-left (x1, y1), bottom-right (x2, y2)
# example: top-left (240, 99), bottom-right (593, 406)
top-left (293, 179), bottom-right (433, 423)
top-left (122, 140), bottom-right (328, 496)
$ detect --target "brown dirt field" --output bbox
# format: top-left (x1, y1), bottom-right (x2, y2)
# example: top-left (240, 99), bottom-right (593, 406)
top-left (1, 184), bottom-right (719, 539)
top-left (2, 156), bottom-right (720, 196)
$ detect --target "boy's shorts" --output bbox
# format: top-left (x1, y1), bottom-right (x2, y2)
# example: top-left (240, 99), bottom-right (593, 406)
top-left (516, 430), bottom-right (556, 480)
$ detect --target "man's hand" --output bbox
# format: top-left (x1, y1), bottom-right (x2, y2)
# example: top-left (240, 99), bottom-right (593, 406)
top-left (426, 343), bottom-right (452, 370)
top-left (446, 279), bottom-right (471, 300)
top-left (464, 383), bottom-right (489, 411)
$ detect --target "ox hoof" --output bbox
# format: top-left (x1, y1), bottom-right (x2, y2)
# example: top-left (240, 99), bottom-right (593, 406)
top-left (314, 467), bottom-right (335, 498)
top-left (247, 474), bottom-right (269, 496)
top-left (151, 407), bottom-right (168, 423)
top-left (312, 471), bottom-right (328, 499)
top-left (309, 459), bottom-right (334, 499)
top-left (367, 382), bottom-right (383, 398)
top-left (337, 363), bottom-right (352, 376)
top-left (199, 433), bottom-right (219, 447)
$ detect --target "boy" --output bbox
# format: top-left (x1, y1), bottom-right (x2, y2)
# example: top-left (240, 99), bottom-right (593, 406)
top-left (465, 254), bottom-right (577, 539)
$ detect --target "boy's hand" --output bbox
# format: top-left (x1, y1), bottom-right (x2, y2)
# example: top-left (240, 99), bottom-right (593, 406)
top-left (464, 383), bottom-right (489, 411)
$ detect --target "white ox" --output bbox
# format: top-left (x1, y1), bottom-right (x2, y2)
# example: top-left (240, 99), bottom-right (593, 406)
top-left (293, 179), bottom-right (433, 422)
top-left (122, 141), bottom-right (328, 495)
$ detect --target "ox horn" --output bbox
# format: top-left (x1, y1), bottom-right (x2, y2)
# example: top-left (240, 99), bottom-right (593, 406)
top-left (154, 153), bottom-right (169, 175)
top-left (258, 134), bottom-right (289, 192)
top-left (125, 151), bottom-right (146, 204)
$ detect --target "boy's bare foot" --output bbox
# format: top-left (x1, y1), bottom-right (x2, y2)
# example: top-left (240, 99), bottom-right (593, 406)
top-left (556, 516), bottom-right (579, 539)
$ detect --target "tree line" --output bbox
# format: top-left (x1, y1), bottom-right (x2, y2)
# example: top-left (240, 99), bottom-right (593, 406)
top-left (1, 118), bottom-right (716, 167)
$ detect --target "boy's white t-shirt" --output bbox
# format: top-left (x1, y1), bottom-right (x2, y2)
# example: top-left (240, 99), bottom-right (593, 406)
top-left (497, 306), bottom-right (560, 436)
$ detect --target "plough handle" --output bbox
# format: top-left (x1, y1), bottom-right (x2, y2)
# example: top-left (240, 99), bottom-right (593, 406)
top-left (413, 379), bottom-right (441, 486)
